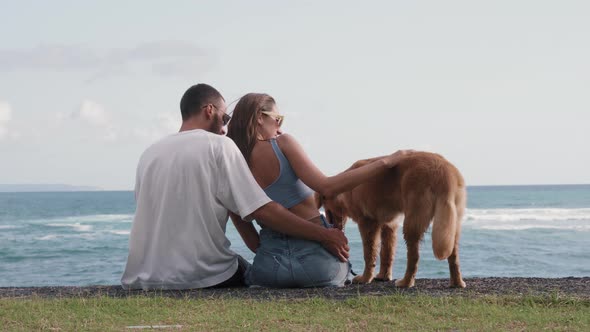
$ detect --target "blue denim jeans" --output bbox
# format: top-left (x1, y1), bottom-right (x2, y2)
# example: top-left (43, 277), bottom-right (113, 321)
top-left (246, 215), bottom-right (351, 288)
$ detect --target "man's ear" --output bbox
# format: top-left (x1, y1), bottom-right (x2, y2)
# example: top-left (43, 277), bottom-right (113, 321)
top-left (205, 105), bottom-right (215, 119)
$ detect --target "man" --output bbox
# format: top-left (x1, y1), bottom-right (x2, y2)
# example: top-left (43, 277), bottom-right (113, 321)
top-left (121, 83), bottom-right (349, 290)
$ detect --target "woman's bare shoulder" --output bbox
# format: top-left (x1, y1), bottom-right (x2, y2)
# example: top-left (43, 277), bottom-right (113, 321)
top-left (276, 133), bottom-right (296, 142)
top-left (276, 133), bottom-right (298, 149)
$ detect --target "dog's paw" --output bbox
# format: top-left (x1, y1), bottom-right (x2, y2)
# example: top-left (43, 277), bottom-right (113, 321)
top-left (450, 279), bottom-right (466, 288)
top-left (394, 278), bottom-right (415, 288)
top-left (352, 274), bottom-right (374, 284)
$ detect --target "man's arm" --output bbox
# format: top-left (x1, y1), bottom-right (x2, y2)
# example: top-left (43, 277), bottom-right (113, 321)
top-left (229, 212), bottom-right (260, 253)
top-left (249, 201), bottom-right (350, 262)
top-left (215, 137), bottom-right (348, 261)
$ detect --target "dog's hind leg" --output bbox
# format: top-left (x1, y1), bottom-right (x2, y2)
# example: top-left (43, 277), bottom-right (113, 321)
top-left (353, 219), bottom-right (381, 284)
top-left (375, 221), bottom-right (399, 282)
top-left (395, 203), bottom-right (433, 288)
top-left (448, 189), bottom-right (467, 288)
top-left (447, 237), bottom-right (466, 288)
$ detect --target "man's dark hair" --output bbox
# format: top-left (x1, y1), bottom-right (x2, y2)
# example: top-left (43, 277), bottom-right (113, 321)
top-left (179, 84), bottom-right (224, 121)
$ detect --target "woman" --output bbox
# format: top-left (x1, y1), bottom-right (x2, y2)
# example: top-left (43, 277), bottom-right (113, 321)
top-left (227, 93), bottom-right (412, 287)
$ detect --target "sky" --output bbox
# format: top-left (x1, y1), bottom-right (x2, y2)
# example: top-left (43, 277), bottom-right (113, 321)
top-left (0, 1), bottom-right (589, 190)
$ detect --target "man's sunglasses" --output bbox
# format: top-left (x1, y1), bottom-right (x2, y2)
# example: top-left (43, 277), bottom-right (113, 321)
top-left (260, 111), bottom-right (284, 126)
top-left (209, 104), bottom-right (232, 126)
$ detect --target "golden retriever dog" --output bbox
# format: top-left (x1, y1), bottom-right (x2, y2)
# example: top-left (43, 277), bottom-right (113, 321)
top-left (316, 152), bottom-right (466, 288)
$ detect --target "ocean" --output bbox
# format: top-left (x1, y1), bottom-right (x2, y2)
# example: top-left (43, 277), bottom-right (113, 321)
top-left (1, 185), bottom-right (589, 287)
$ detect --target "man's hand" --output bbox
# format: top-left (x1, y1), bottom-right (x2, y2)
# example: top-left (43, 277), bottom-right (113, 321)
top-left (320, 228), bottom-right (350, 262)
top-left (252, 201), bottom-right (349, 261)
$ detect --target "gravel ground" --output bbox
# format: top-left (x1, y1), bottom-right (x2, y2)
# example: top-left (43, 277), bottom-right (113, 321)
top-left (1, 277), bottom-right (589, 300)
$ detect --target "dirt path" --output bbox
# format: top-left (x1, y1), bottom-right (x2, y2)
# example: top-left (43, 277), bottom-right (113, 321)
top-left (2, 277), bottom-right (589, 300)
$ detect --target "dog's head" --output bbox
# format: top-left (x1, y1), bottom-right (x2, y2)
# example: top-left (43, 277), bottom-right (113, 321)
top-left (314, 192), bottom-right (349, 230)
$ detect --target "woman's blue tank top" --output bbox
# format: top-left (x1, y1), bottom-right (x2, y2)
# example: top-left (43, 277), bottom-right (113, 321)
top-left (262, 138), bottom-right (314, 208)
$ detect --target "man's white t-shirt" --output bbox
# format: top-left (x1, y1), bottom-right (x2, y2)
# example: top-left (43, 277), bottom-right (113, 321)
top-left (121, 129), bottom-right (271, 290)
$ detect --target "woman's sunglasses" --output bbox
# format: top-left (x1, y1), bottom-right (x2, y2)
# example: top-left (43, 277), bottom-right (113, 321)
top-left (260, 111), bottom-right (284, 126)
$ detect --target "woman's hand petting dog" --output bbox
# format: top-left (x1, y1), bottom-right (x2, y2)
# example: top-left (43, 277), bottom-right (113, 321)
top-left (384, 149), bottom-right (416, 168)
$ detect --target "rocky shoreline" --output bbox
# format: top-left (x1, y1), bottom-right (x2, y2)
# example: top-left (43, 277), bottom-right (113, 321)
top-left (2, 277), bottom-right (589, 300)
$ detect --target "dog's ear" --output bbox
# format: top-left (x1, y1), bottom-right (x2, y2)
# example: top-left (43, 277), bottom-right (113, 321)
top-left (314, 192), bottom-right (324, 208)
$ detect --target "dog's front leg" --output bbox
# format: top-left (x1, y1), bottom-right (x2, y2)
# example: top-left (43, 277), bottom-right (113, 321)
top-left (353, 219), bottom-right (381, 284)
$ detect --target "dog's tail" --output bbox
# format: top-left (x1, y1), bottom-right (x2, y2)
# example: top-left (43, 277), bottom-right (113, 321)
top-left (431, 194), bottom-right (458, 260)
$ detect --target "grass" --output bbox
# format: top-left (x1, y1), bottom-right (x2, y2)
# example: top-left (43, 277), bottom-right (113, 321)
top-left (1, 293), bottom-right (589, 331)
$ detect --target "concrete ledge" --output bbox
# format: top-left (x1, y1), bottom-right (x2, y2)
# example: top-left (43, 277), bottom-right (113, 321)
top-left (2, 277), bottom-right (589, 300)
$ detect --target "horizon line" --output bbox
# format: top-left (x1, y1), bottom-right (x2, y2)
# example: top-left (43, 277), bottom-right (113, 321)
top-left (1, 183), bottom-right (590, 193)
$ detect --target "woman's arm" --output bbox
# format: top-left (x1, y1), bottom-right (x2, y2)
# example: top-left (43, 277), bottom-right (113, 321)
top-left (277, 134), bottom-right (412, 198)
top-left (230, 212), bottom-right (260, 253)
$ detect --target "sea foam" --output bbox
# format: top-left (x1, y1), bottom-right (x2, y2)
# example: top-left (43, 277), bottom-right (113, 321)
top-left (46, 223), bottom-right (93, 232)
top-left (464, 208), bottom-right (590, 231)
top-left (466, 208), bottom-right (590, 222)
top-left (0, 225), bottom-right (19, 229)
top-left (109, 230), bottom-right (131, 235)
top-left (26, 214), bottom-right (134, 224)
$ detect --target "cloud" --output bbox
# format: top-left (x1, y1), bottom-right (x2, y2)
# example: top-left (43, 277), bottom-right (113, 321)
top-left (151, 58), bottom-right (211, 78)
top-left (0, 44), bottom-right (100, 71)
top-left (72, 100), bottom-right (111, 127)
top-left (71, 100), bottom-right (118, 142)
top-left (103, 127), bottom-right (118, 142)
top-left (0, 41), bottom-right (209, 80)
top-left (156, 112), bottom-right (181, 133)
top-left (53, 111), bottom-right (67, 124)
top-left (1, 100), bottom-right (180, 144)
top-left (132, 112), bottom-right (181, 142)
top-left (0, 102), bottom-right (11, 122)
top-left (0, 102), bottom-right (13, 140)
top-left (116, 41), bottom-right (206, 62)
